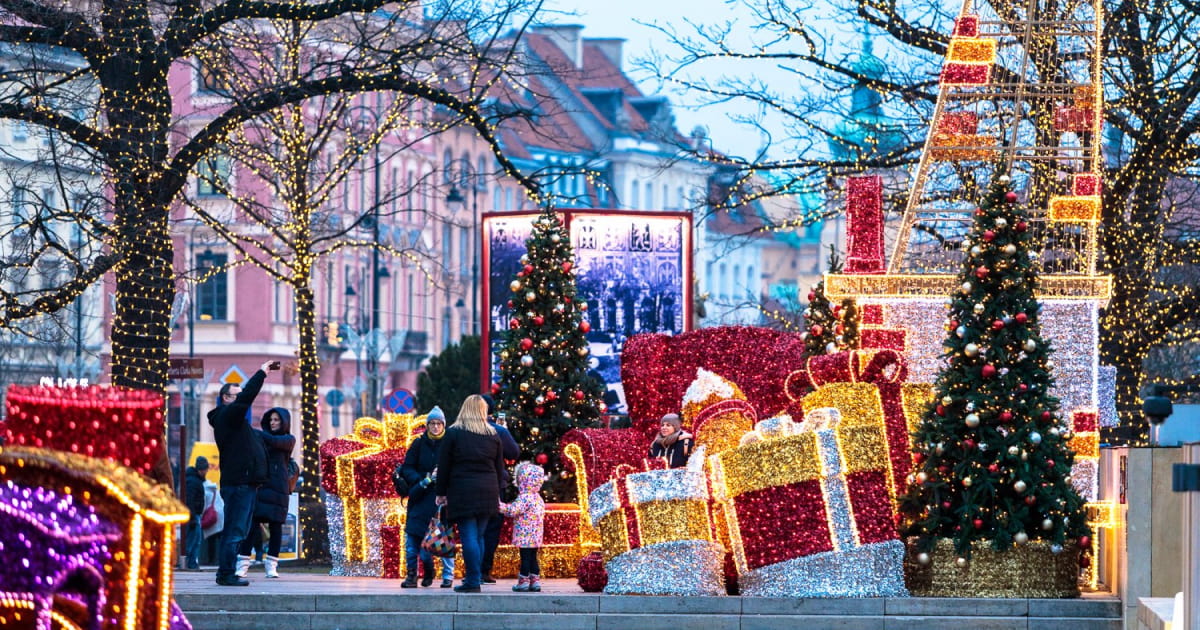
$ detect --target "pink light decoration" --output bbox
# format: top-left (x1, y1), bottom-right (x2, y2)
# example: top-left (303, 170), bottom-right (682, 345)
top-left (953, 15), bottom-right (979, 37)
top-left (860, 328), bottom-right (907, 352)
top-left (937, 112), bottom-right (979, 135)
top-left (1054, 106), bottom-right (1095, 133)
top-left (860, 304), bottom-right (884, 325)
top-left (1073, 173), bottom-right (1102, 196)
top-left (940, 63), bottom-right (991, 85)
top-left (845, 175), bottom-right (886, 274)
top-left (1071, 410), bottom-right (1099, 433)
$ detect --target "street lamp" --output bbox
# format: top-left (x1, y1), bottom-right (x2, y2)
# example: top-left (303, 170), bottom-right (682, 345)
top-left (445, 159), bottom-right (480, 336)
top-left (347, 104), bottom-right (389, 417)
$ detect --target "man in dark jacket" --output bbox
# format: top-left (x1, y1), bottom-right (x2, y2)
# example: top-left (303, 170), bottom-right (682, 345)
top-left (183, 457), bottom-right (209, 570)
top-left (209, 360), bottom-right (278, 586)
top-left (479, 394), bottom-right (520, 584)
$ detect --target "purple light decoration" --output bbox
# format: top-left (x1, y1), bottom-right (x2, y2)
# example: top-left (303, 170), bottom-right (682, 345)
top-left (0, 481), bottom-right (121, 630)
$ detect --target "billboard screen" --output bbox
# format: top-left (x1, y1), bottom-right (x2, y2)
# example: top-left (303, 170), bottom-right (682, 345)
top-left (482, 210), bottom-right (693, 414)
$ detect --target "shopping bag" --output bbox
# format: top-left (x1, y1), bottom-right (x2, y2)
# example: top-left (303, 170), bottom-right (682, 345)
top-left (421, 506), bottom-right (458, 558)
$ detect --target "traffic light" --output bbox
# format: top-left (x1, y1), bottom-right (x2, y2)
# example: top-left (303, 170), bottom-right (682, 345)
top-left (325, 322), bottom-right (341, 345)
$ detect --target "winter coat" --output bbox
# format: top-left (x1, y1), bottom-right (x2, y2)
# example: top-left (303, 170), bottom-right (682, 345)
top-left (649, 431), bottom-right (694, 469)
top-left (207, 370), bottom-right (269, 487)
top-left (498, 463), bottom-right (546, 548)
top-left (185, 467), bottom-right (207, 516)
top-left (253, 407), bottom-right (296, 524)
top-left (491, 421), bottom-right (520, 486)
top-left (400, 432), bottom-right (443, 537)
top-left (435, 426), bottom-right (505, 523)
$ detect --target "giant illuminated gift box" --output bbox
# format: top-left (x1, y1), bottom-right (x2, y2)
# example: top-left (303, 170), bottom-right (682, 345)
top-left (783, 349), bottom-right (933, 500)
top-left (0, 446), bottom-right (191, 630)
top-left (588, 461), bottom-right (725, 595)
top-left (4, 384), bottom-right (168, 477)
top-left (710, 408), bottom-right (908, 597)
top-left (319, 414), bottom-right (424, 576)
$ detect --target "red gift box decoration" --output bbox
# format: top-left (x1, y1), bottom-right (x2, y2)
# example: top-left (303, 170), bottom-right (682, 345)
top-left (938, 111), bottom-right (979, 135)
top-left (1073, 172), bottom-right (1102, 196)
top-left (845, 175), bottom-right (886, 274)
top-left (940, 62), bottom-right (990, 85)
top-left (953, 15), bottom-right (979, 37)
top-left (1055, 106), bottom-right (1095, 133)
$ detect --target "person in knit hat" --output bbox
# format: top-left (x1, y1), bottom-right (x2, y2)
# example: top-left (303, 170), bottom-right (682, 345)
top-left (649, 413), bottom-right (693, 468)
top-left (399, 406), bottom-right (452, 587)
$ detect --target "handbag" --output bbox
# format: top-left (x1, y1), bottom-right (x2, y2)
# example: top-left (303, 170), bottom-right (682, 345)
top-left (200, 488), bottom-right (218, 529)
top-left (420, 505), bottom-right (458, 558)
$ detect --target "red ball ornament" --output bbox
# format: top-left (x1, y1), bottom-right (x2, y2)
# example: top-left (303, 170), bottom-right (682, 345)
top-left (1046, 459), bottom-right (1055, 468)
top-left (533, 315), bottom-right (545, 326)
top-left (573, 390), bottom-right (585, 401)
top-left (535, 453), bottom-right (549, 465)
top-left (509, 318), bottom-right (520, 329)
top-left (534, 406), bottom-right (546, 416)
top-left (810, 324), bottom-right (824, 336)
top-left (974, 518), bottom-right (984, 529)
top-left (1041, 411), bottom-right (1052, 421)
top-left (963, 438), bottom-right (976, 450)
top-left (807, 292), bottom-right (816, 302)
top-left (974, 208), bottom-right (984, 216)
top-left (936, 405), bottom-right (946, 417)
top-left (507, 300), bottom-right (514, 308)
top-left (1018, 383), bottom-right (1029, 392)
top-left (545, 391), bottom-right (557, 401)
top-left (914, 452), bottom-right (926, 464)
top-left (975, 266), bottom-right (990, 279)
top-left (982, 230), bottom-right (996, 242)
top-left (1005, 191), bottom-right (1018, 203)
top-left (1079, 535), bottom-right (1091, 547)
top-left (1015, 221), bottom-right (1028, 233)
top-left (988, 463), bottom-right (999, 474)
top-left (524, 264), bottom-right (534, 274)
top-left (999, 411), bottom-right (1013, 423)
top-left (580, 321), bottom-right (591, 333)
top-left (981, 364), bottom-right (997, 378)
top-left (491, 383), bottom-right (501, 395)
top-left (520, 338), bottom-right (534, 350)
top-left (942, 501), bottom-right (952, 510)
top-left (1015, 312), bottom-right (1028, 324)
top-left (1025, 496), bottom-right (1037, 505)
top-left (992, 319), bottom-right (1005, 330)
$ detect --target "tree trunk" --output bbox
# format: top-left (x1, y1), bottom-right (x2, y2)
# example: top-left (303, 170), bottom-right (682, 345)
top-left (295, 283), bottom-right (331, 562)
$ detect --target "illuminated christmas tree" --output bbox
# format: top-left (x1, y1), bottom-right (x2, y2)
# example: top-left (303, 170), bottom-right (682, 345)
top-left (494, 209), bottom-right (605, 500)
top-left (901, 175), bottom-right (1091, 561)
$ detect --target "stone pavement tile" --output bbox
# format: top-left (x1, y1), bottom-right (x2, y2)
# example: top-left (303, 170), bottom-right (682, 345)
top-left (885, 598), bottom-right (1028, 617)
top-left (598, 595), bottom-right (740, 614)
top-left (186, 611), bottom-right (313, 630)
top-left (1028, 598), bottom-right (1121, 619)
top-left (454, 613), bottom-right (596, 630)
top-left (741, 598), bottom-right (884, 616)
top-left (457, 594), bottom-right (598, 613)
top-left (175, 593), bottom-right (317, 612)
top-left (884, 616), bottom-right (1026, 630)
top-left (314, 593), bottom-right (457, 612)
top-left (740, 615), bottom-right (880, 630)
top-left (1028, 617), bottom-right (1121, 630)
top-left (597, 614), bottom-right (740, 630)
top-left (309, 612), bottom-right (455, 630)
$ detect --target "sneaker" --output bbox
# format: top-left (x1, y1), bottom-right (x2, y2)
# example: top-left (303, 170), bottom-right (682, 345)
top-left (453, 584), bottom-right (481, 593)
top-left (440, 579), bottom-right (453, 588)
top-left (512, 575), bottom-right (530, 592)
top-left (215, 577), bottom-right (250, 587)
top-left (480, 574), bottom-right (497, 585)
top-left (528, 575), bottom-right (541, 592)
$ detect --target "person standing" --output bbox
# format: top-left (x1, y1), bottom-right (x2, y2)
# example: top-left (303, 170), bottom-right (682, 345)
top-left (183, 457), bottom-right (210, 570)
top-left (236, 407), bottom-right (295, 579)
top-left (399, 406), bottom-right (453, 588)
top-left (499, 462), bottom-right (547, 592)
top-left (435, 395), bottom-right (505, 593)
top-left (209, 360), bottom-right (279, 586)
top-left (649, 413), bottom-right (693, 469)
top-left (479, 394), bottom-right (519, 584)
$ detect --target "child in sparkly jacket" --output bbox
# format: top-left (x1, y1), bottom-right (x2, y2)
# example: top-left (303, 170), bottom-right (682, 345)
top-left (499, 461), bottom-right (547, 592)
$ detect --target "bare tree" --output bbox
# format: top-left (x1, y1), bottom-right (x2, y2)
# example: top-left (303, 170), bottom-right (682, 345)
top-left (0, 0), bottom-right (541, 397)
top-left (646, 0), bottom-right (1200, 442)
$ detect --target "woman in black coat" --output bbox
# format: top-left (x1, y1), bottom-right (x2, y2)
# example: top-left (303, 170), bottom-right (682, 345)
top-left (399, 407), bottom-right (451, 588)
top-left (435, 395), bottom-right (505, 592)
top-left (237, 407), bottom-right (295, 578)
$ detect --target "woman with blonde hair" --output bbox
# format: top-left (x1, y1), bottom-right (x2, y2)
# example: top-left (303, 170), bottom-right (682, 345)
top-left (436, 395), bottom-right (505, 592)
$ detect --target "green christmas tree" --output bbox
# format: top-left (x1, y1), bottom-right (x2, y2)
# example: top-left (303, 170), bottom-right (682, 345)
top-left (803, 247), bottom-right (848, 355)
top-left (900, 175), bottom-right (1091, 560)
top-left (495, 209), bottom-right (605, 501)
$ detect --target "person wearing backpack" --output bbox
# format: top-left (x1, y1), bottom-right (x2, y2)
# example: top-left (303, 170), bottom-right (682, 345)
top-left (236, 407), bottom-right (295, 579)
top-left (183, 457), bottom-right (210, 570)
top-left (398, 406), bottom-right (452, 588)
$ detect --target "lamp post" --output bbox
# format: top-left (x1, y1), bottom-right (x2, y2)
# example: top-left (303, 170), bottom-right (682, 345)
top-left (347, 104), bottom-right (388, 417)
top-left (445, 160), bottom-right (480, 336)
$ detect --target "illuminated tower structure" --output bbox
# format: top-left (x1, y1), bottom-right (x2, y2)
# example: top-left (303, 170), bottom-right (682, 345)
top-left (823, 0), bottom-right (1116, 577)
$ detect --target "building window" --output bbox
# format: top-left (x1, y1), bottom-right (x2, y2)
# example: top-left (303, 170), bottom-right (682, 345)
top-left (11, 187), bottom-right (30, 230)
top-left (12, 121), bottom-right (29, 143)
top-left (630, 179), bottom-right (639, 208)
top-left (196, 252), bottom-right (228, 321)
top-left (197, 60), bottom-right (229, 96)
top-left (645, 182), bottom-right (654, 209)
top-left (197, 151), bottom-right (231, 196)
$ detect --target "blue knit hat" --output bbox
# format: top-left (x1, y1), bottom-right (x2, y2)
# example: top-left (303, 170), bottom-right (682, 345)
top-left (426, 406), bottom-right (446, 423)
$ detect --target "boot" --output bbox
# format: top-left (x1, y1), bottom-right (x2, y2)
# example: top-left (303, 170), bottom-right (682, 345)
top-left (400, 575), bottom-right (418, 588)
top-left (528, 575), bottom-right (541, 592)
top-left (235, 555), bottom-right (253, 578)
top-left (420, 560), bottom-right (434, 587)
top-left (264, 555), bottom-right (279, 579)
top-left (511, 575), bottom-right (530, 592)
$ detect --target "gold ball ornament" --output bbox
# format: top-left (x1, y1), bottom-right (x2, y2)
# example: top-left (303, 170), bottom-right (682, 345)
top-left (961, 282), bottom-right (972, 293)
top-left (942, 396), bottom-right (953, 405)
top-left (1041, 518), bottom-right (1054, 531)
top-left (995, 217), bottom-right (1008, 228)
top-left (916, 552), bottom-right (931, 565)
top-left (530, 426), bottom-right (540, 436)
top-left (559, 470), bottom-right (570, 479)
top-left (1008, 445), bottom-right (1020, 456)
top-left (973, 303), bottom-right (985, 314)
top-left (955, 557), bottom-right (968, 568)
top-left (510, 280), bottom-right (523, 292)
top-left (1014, 531), bottom-right (1029, 545)
top-left (965, 343), bottom-right (979, 357)
top-left (965, 414), bottom-right (980, 428)
top-left (525, 291), bottom-right (536, 302)
top-left (1004, 244), bottom-right (1017, 255)
top-left (519, 382), bottom-right (530, 391)
top-left (550, 234), bottom-right (560, 243)
top-left (962, 476), bottom-right (973, 487)
top-left (521, 354), bottom-right (534, 367)
top-left (535, 395), bottom-right (545, 404)
top-left (1013, 479), bottom-right (1027, 493)
top-left (1024, 339), bottom-right (1037, 352)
